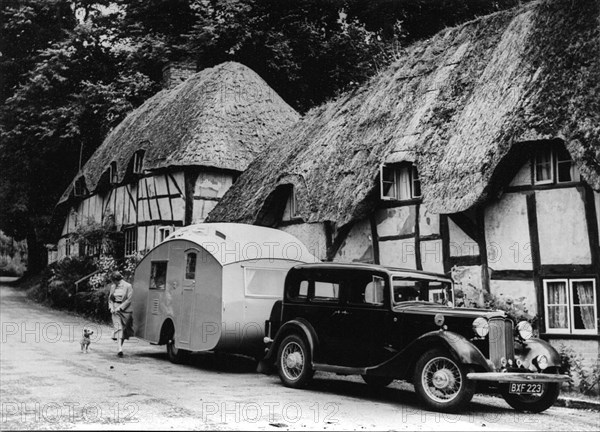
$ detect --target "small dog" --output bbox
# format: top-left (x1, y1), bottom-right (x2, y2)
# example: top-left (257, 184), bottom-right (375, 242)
top-left (80, 329), bottom-right (94, 353)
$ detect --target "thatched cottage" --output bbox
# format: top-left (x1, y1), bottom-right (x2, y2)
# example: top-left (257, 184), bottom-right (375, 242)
top-left (207, 0), bottom-right (600, 361)
top-left (52, 62), bottom-right (299, 261)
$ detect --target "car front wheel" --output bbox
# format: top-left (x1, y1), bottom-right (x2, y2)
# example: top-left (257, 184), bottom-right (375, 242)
top-left (277, 334), bottom-right (314, 388)
top-left (413, 349), bottom-right (475, 412)
top-left (500, 382), bottom-right (560, 413)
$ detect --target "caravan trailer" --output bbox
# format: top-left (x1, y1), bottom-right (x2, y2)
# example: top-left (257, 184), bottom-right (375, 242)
top-left (132, 223), bottom-right (318, 363)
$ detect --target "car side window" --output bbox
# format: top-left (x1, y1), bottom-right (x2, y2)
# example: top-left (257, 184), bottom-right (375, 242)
top-left (288, 279), bottom-right (309, 302)
top-left (312, 281), bottom-right (340, 303)
top-left (348, 275), bottom-right (386, 307)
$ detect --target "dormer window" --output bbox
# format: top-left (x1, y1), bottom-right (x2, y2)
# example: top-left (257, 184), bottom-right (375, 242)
top-left (109, 162), bottom-right (118, 185)
top-left (380, 163), bottom-right (421, 201)
top-left (534, 147), bottom-right (579, 185)
top-left (74, 177), bottom-right (88, 197)
top-left (282, 185), bottom-right (300, 222)
top-left (133, 150), bottom-right (145, 174)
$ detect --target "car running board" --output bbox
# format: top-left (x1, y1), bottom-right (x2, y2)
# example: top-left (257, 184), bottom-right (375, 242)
top-left (313, 363), bottom-right (368, 375)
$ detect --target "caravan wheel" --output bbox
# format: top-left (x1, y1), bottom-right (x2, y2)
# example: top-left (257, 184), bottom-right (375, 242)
top-left (167, 339), bottom-right (190, 364)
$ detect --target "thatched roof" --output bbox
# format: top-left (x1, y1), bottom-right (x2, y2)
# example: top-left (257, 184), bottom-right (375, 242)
top-left (207, 0), bottom-right (600, 227)
top-left (58, 62), bottom-right (299, 204)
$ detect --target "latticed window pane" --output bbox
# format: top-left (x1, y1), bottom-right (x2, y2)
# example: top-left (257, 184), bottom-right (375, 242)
top-left (546, 281), bottom-right (568, 330)
top-left (572, 280), bottom-right (596, 331)
top-left (124, 228), bottom-right (137, 256)
top-left (412, 166), bottom-right (422, 198)
top-left (381, 165), bottom-right (396, 198)
top-left (185, 253), bottom-right (196, 280)
top-left (535, 150), bottom-right (553, 183)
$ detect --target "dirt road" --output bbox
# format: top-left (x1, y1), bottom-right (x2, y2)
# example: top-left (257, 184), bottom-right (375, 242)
top-left (0, 284), bottom-right (598, 430)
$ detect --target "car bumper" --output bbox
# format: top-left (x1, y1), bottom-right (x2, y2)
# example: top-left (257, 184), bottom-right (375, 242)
top-left (467, 372), bottom-right (571, 383)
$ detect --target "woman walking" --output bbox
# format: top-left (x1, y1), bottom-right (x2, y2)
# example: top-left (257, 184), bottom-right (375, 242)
top-left (108, 271), bottom-right (134, 357)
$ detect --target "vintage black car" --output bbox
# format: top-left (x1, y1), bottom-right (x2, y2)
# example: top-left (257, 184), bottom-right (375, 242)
top-left (262, 263), bottom-right (570, 413)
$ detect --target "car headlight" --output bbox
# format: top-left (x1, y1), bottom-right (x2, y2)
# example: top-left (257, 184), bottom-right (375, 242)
top-left (472, 317), bottom-right (489, 338)
top-left (536, 354), bottom-right (548, 370)
top-left (516, 321), bottom-right (533, 340)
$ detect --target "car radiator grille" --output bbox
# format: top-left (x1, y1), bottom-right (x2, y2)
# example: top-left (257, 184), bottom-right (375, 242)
top-left (489, 318), bottom-right (515, 370)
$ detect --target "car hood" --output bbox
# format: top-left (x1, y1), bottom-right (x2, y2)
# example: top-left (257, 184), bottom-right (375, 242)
top-left (392, 302), bottom-right (506, 319)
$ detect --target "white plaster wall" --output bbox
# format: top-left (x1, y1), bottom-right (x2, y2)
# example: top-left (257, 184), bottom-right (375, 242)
top-left (448, 219), bottom-right (480, 257)
top-left (419, 206), bottom-right (440, 236)
top-left (192, 199), bottom-right (218, 223)
top-left (509, 160), bottom-right (531, 186)
top-left (485, 192), bottom-right (532, 271)
top-left (420, 239), bottom-right (444, 273)
top-left (379, 238), bottom-right (417, 269)
top-left (536, 188), bottom-right (591, 265)
top-left (334, 219), bottom-right (373, 263)
top-left (194, 172), bottom-right (233, 198)
top-left (279, 223), bottom-right (327, 262)
top-left (489, 279), bottom-right (537, 318)
top-left (375, 206), bottom-right (416, 237)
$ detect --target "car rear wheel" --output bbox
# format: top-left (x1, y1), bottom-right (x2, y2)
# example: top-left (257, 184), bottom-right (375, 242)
top-left (166, 338), bottom-right (190, 364)
top-left (500, 382), bottom-right (560, 413)
top-left (362, 375), bottom-right (394, 387)
top-left (277, 334), bottom-right (313, 388)
top-left (413, 349), bottom-right (475, 412)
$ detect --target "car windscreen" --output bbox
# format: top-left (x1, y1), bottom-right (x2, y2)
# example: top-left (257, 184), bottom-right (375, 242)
top-left (391, 277), bottom-right (453, 306)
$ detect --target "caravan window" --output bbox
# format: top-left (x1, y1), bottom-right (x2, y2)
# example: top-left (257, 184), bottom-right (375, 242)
top-left (185, 252), bottom-right (197, 280)
top-left (244, 267), bottom-right (288, 298)
top-left (150, 261), bottom-right (168, 290)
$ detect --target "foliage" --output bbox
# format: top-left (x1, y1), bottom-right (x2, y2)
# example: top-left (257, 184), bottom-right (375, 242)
top-left (0, 230), bottom-right (28, 276)
top-left (483, 291), bottom-right (539, 332)
top-left (69, 214), bottom-right (119, 257)
top-left (0, 0), bottom-right (526, 273)
top-left (559, 345), bottom-right (600, 396)
top-left (0, 5), bottom-right (167, 271)
top-left (187, 0), bottom-right (399, 112)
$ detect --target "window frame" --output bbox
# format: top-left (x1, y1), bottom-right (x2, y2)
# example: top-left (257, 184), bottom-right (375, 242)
top-left (184, 251), bottom-right (197, 280)
top-left (533, 149), bottom-right (554, 185)
top-left (543, 278), bottom-right (597, 335)
top-left (109, 161), bottom-right (118, 185)
top-left (243, 266), bottom-right (289, 299)
top-left (379, 163), bottom-right (422, 201)
top-left (123, 227), bottom-right (137, 257)
top-left (149, 260), bottom-right (168, 290)
top-left (133, 150), bottom-right (145, 174)
top-left (158, 226), bottom-right (173, 243)
top-left (74, 178), bottom-right (87, 197)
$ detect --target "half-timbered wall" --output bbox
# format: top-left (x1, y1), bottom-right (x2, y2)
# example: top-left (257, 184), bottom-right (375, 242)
top-left (57, 171), bottom-right (187, 259)
top-left (55, 168), bottom-right (239, 261)
top-left (191, 171), bottom-right (234, 223)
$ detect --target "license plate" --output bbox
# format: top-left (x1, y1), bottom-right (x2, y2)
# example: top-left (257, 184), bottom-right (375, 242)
top-left (508, 383), bottom-right (543, 394)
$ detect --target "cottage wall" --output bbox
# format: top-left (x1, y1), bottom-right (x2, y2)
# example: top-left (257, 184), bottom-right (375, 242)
top-left (56, 169), bottom-right (233, 259)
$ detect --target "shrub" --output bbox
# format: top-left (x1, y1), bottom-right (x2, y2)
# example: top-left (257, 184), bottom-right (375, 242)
top-left (559, 344), bottom-right (600, 396)
top-left (482, 291), bottom-right (539, 333)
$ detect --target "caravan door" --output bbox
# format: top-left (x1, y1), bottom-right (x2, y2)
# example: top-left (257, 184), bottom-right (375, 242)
top-left (177, 249), bottom-right (198, 347)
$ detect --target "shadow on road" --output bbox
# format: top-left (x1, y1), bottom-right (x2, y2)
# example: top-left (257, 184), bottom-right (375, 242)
top-left (135, 350), bottom-right (259, 373)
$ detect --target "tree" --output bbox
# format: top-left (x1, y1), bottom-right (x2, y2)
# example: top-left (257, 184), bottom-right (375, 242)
top-left (187, 0), bottom-right (396, 112)
top-left (0, 14), bottom-right (167, 272)
top-left (0, 0), bottom-right (76, 103)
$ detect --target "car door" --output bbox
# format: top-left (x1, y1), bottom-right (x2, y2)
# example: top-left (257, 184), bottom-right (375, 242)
top-left (339, 272), bottom-right (393, 367)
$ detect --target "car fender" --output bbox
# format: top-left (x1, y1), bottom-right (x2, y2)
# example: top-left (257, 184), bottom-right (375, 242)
top-left (373, 330), bottom-right (491, 378)
top-left (264, 318), bottom-right (319, 364)
top-left (412, 330), bottom-right (491, 369)
top-left (516, 338), bottom-right (562, 369)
